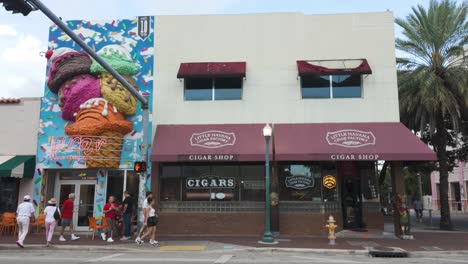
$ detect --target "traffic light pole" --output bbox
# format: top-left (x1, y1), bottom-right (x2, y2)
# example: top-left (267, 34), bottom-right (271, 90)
top-left (25, 0), bottom-right (151, 226)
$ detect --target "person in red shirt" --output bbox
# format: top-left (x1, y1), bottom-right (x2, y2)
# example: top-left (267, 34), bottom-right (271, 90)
top-left (59, 193), bottom-right (80, 241)
top-left (101, 196), bottom-right (119, 242)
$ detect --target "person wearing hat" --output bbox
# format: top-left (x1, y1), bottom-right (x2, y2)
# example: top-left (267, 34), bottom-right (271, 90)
top-left (15, 195), bottom-right (36, 248)
top-left (43, 198), bottom-right (61, 247)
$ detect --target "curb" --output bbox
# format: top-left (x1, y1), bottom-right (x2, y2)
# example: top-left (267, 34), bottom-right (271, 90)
top-left (243, 247), bottom-right (369, 255)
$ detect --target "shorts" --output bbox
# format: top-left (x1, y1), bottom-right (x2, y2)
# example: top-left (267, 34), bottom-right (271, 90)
top-left (147, 216), bottom-right (157, 227)
top-left (61, 218), bottom-right (72, 227)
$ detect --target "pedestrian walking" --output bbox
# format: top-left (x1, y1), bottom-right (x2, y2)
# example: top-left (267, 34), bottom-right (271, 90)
top-left (16, 195), bottom-right (36, 248)
top-left (59, 193), bottom-right (80, 241)
top-left (412, 195), bottom-right (424, 222)
top-left (43, 198), bottom-right (60, 247)
top-left (121, 191), bottom-right (133, 240)
top-left (135, 191), bottom-right (152, 242)
top-left (136, 198), bottom-right (158, 246)
top-left (101, 196), bottom-right (119, 242)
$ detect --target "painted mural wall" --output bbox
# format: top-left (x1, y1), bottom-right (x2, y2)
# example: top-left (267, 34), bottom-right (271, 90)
top-left (32, 17), bottom-right (154, 216)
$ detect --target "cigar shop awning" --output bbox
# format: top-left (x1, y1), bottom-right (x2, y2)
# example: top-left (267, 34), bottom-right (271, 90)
top-left (274, 123), bottom-right (436, 161)
top-left (177, 62), bottom-right (246, 78)
top-left (296, 59), bottom-right (372, 77)
top-left (151, 124), bottom-right (270, 162)
top-left (0, 155), bottom-right (36, 178)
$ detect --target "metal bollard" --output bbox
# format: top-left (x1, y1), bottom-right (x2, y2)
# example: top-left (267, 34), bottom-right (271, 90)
top-left (325, 215), bottom-right (337, 245)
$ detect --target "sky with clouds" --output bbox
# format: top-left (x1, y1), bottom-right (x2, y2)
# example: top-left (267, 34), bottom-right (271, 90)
top-left (0, 0), bottom-right (465, 98)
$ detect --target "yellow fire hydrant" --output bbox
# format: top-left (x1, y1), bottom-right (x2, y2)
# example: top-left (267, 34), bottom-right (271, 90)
top-left (325, 215), bottom-right (337, 245)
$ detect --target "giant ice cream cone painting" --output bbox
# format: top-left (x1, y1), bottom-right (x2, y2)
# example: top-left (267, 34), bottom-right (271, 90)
top-left (33, 17), bottom-right (154, 172)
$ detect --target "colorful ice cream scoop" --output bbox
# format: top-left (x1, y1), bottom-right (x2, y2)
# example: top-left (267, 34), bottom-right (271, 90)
top-left (65, 98), bottom-right (133, 168)
top-left (58, 74), bottom-right (101, 121)
top-left (90, 45), bottom-right (138, 76)
top-left (99, 73), bottom-right (138, 116)
top-left (46, 48), bottom-right (92, 93)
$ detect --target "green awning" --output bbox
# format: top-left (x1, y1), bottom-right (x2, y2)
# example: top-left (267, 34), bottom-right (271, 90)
top-left (0, 155), bottom-right (35, 178)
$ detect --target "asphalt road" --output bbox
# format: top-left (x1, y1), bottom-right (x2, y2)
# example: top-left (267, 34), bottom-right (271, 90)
top-left (0, 250), bottom-right (467, 264)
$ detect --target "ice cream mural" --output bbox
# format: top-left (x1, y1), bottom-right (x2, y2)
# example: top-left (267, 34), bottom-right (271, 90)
top-left (32, 17), bottom-right (154, 215)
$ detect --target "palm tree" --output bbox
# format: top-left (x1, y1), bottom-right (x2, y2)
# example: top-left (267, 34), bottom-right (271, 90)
top-left (396, 0), bottom-right (468, 230)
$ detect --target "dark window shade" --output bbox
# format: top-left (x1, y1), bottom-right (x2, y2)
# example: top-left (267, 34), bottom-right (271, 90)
top-left (301, 75), bottom-right (330, 98)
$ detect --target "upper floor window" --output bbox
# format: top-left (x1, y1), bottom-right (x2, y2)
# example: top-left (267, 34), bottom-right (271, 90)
top-left (296, 59), bottom-right (371, 99)
top-left (184, 77), bottom-right (243, 101)
top-left (301, 75), bottom-right (362, 99)
top-left (177, 62), bottom-right (246, 101)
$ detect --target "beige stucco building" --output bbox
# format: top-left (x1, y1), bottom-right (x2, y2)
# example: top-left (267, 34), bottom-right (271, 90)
top-left (0, 98), bottom-right (40, 212)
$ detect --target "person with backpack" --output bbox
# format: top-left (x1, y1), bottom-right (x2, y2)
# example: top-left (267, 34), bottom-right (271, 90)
top-left (43, 198), bottom-right (60, 247)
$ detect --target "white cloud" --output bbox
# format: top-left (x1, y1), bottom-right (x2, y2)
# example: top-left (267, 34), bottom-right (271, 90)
top-left (0, 24), bottom-right (18, 36)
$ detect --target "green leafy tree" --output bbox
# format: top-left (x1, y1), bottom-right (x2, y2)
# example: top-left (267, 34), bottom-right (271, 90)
top-left (396, 0), bottom-right (468, 230)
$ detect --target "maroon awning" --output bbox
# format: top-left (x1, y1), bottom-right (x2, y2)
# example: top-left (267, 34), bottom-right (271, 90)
top-left (274, 122), bottom-right (436, 161)
top-left (176, 62), bottom-right (246, 79)
top-left (150, 124), bottom-right (270, 162)
top-left (297, 59), bottom-right (372, 77)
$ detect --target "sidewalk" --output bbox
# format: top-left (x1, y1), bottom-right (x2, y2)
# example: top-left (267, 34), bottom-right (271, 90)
top-left (1, 230), bottom-right (468, 253)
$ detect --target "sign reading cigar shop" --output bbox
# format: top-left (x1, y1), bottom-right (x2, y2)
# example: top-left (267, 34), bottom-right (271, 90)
top-left (285, 175), bottom-right (315, 190)
top-left (178, 154), bottom-right (238, 161)
top-left (330, 154), bottom-right (380, 160)
top-left (190, 130), bottom-right (236, 149)
top-left (326, 129), bottom-right (376, 148)
top-left (186, 175), bottom-right (235, 189)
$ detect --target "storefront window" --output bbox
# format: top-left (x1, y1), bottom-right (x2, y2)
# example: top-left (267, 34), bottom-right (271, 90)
top-left (160, 164), bottom-right (264, 202)
top-left (0, 178), bottom-right (19, 213)
top-left (106, 170), bottom-right (139, 204)
top-left (279, 162), bottom-right (338, 202)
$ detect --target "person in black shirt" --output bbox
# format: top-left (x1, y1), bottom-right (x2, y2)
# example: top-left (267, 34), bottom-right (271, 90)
top-left (121, 191), bottom-right (133, 240)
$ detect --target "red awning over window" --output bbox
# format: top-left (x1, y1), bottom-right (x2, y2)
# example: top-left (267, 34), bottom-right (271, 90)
top-left (297, 59), bottom-right (372, 77)
top-left (177, 62), bottom-right (246, 79)
top-left (150, 124), bottom-right (270, 162)
top-left (274, 122), bottom-right (436, 161)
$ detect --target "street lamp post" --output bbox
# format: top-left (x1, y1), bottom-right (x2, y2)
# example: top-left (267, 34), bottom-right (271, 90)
top-left (260, 124), bottom-right (276, 244)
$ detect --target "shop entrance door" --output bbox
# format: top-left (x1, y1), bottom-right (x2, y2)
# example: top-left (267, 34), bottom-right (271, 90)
top-left (58, 181), bottom-right (96, 232)
top-left (341, 177), bottom-right (364, 230)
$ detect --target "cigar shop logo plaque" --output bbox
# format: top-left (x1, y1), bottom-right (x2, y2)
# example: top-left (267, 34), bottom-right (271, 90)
top-left (326, 129), bottom-right (376, 148)
top-left (190, 130), bottom-right (236, 149)
top-left (285, 175), bottom-right (315, 190)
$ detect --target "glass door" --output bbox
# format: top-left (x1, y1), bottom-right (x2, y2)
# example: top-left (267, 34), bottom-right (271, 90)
top-left (58, 181), bottom-right (96, 231)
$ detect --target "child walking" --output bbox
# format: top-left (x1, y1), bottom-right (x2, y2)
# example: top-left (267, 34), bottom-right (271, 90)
top-left (136, 198), bottom-right (158, 246)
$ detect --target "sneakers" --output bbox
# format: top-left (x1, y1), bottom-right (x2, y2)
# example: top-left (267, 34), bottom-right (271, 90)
top-left (16, 241), bottom-right (24, 248)
top-left (135, 237), bottom-right (141, 243)
top-left (107, 237), bottom-right (114, 243)
top-left (59, 236), bottom-right (66, 242)
top-left (150, 240), bottom-right (159, 246)
top-left (121, 236), bottom-right (130, 241)
top-left (101, 233), bottom-right (107, 241)
top-left (71, 234), bottom-right (80, 241)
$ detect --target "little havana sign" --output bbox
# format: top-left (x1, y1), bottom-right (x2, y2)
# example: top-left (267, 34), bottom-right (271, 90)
top-left (326, 129), bottom-right (376, 148)
top-left (285, 175), bottom-right (315, 190)
top-left (186, 175), bottom-right (235, 189)
top-left (190, 130), bottom-right (236, 149)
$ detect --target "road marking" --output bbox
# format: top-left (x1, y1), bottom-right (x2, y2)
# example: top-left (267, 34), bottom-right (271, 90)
top-left (159, 245), bottom-right (206, 251)
top-left (421, 258), bottom-right (468, 263)
top-left (214, 254), bottom-right (233, 263)
top-left (292, 256), bottom-right (383, 263)
top-left (87, 253), bottom-right (124, 262)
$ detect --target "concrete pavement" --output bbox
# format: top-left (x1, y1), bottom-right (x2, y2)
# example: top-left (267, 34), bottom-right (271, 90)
top-left (0, 249), bottom-right (468, 264)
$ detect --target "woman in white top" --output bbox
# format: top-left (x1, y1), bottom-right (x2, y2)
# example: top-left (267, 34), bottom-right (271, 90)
top-left (137, 198), bottom-right (158, 246)
top-left (43, 198), bottom-right (60, 247)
